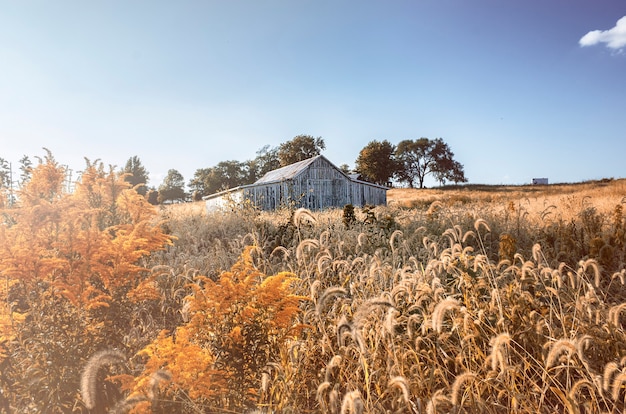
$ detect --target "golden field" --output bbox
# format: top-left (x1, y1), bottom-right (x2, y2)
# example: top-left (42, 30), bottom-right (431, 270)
top-left (3, 164), bottom-right (626, 413)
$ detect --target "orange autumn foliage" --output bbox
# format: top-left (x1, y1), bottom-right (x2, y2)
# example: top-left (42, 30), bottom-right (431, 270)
top-left (0, 156), bottom-right (171, 312)
top-left (130, 246), bottom-right (307, 412)
top-left (0, 153), bottom-right (172, 412)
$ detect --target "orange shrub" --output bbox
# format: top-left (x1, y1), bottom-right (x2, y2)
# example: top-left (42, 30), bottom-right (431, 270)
top-left (0, 153), bottom-right (172, 412)
top-left (130, 246), bottom-right (306, 412)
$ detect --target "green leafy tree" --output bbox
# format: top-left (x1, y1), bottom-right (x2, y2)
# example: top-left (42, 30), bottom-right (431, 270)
top-left (188, 167), bottom-right (211, 197)
top-left (189, 161), bottom-right (248, 198)
top-left (277, 135), bottom-right (325, 166)
top-left (396, 138), bottom-right (467, 188)
top-left (354, 140), bottom-right (397, 186)
top-left (213, 160), bottom-right (247, 189)
top-left (247, 145), bottom-right (280, 182)
top-left (158, 169), bottom-right (187, 203)
top-left (146, 187), bottom-right (159, 205)
top-left (339, 163), bottom-right (351, 174)
top-left (122, 156), bottom-right (150, 196)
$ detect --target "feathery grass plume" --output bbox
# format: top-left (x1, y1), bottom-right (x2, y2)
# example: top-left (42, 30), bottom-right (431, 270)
top-left (316, 286), bottom-right (348, 316)
top-left (296, 238), bottom-right (320, 262)
top-left (611, 372), bottom-right (626, 401)
top-left (575, 335), bottom-right (595, 373)
top-left (356, 231), bottom-right (368, 248)
top-left (329, 388), bottom-right (340, 414)
top-left (316, 381), bottom-right (332, 409)
top-left (461, 229), bottom-right (475, 244)
top-left (532, 243), bottom-right (543, 263)
top-left (146, 369), bottom-right (172, 401)
top-left (567, 271), bottom-right (579, 290)
top-left (520, 260), bottom-right (536, 282)
top-left (340, 390), bottom-right (364, 414)
top-left (602, 362), bottom-right (620, 392)
top-left (388, 376), bottom-right (410, 406)
top-left (317, 251), bottom-right (333, 275)
top-left (426, 200), bottom-right (443, 219)
top-left (545, 338), bottom-right (577, 369)
top-left (450, 371), bottom-right (476, 406)
top-left (474, 218), bottom-right (490, 234)
top-left (582, 258), bottom-right (601, 288)
top-left (431, 297), bottom-right (460, 334)
top-left (608, 302), bottom-right (626, 329)
top-left (383, 307), bottom-right (400, 336)
top-left (353, 297), bottom-right (394, 329)
top-left (389, 229), bottom-right (403, 252)
top-left (325, 355), bottom-right (342, 382)
top-left (309, 279), bottom-right (321, 301)
top-left (568, 378), bottom-right (597, 404)
top-left (261, 371), bottom-right (270, 395)
top-left (270, 245), bottom-right (290, 261)
top-left (80, 349), bottom-right (126, 410)
top-left (426, 389), bottom-right (451, 414)
top-left (319, 229), bottom-right (331, 246)
top-left (109, 395), bottom-right (148, 414)
top-left (337, 314), bottom-right (353, 347)
top-left (489, 333), bottom-right (511, 373)
top-left (612, 269), bottom-right (626, 285)
top-left (442, 226), bottom-right (462, 247)
top-left (293, 207), bottom-right (316, 228)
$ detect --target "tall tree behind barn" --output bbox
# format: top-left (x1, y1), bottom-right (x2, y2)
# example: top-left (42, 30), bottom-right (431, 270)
top-left (204, 155), bottom-right (388, 211)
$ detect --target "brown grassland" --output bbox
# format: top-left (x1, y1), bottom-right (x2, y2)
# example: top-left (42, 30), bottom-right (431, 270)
top-left (2, 157), bottom-right (626, 414)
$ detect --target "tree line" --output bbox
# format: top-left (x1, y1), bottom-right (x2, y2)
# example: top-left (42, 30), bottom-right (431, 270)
top-left (0, 136), bottom-right (466, 205)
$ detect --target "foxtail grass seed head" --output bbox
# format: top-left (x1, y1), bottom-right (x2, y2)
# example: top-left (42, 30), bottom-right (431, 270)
top-left (432, 297), bottom-right (460, 334)
top-left (388, 376), bottom-right (410, 406)
top-left (603, 362), bottom-right (620, 392)
top-left (80, 350), bottom-right (126, 410)
top-left (293, 207), bottom-right (316, 227)
top-left (316, 286), bottom-right (347, 316)
top-left (451, 372), bottom-right (477, 406)
top-left (340, 390), bottom-right (364, 414)
top-left (545, 339), bottom-right (577, 369)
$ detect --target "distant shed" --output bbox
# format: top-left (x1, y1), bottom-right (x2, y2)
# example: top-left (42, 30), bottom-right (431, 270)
top-left (204, 155), bottom-right (388, 211)
top-left (532, 178), bottom-right (549, 185)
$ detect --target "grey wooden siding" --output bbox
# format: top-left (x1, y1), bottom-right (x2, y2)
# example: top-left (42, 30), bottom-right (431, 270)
top-left (205, 156), bottom-right (387, 211)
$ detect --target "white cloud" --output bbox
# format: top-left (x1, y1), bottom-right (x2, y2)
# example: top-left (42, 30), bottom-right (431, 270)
top-left (580, 16), bottom-right (626, 50)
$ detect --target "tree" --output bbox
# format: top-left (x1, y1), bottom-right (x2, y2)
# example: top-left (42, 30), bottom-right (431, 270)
top-left (146, 187), bottom-right (159, 205)
top-left (277, 135), bottom-right (325, 166)
top-left (158, 169), bottom-right (186, 203)
top-left (395, 138), bottom-right (467, 188)
top-left (122, 156), bottom-right (149, 196)
top-left (354, 140), bottom-right (398, 186)
top-left (248, 145), bottom-right (280, 182)
top-left (188, 161), bottom-right (248, 198)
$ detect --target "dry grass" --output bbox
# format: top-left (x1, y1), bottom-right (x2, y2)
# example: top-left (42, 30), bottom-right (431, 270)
top-left (58, 179), bottom-right (626, 412)
top-left (389, 178), bottom-right (626, 223)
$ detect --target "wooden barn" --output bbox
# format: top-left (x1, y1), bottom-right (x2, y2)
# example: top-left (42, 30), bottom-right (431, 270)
top-left (204, 155), bottom-right (388, 211)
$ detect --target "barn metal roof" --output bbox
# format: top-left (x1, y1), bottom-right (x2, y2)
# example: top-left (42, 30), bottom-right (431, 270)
top-left (254, 155), bottom-right (321, 184)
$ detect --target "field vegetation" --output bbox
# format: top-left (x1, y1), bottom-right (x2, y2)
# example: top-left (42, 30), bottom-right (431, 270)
top-left (2, 156), bottom-right (626, 413)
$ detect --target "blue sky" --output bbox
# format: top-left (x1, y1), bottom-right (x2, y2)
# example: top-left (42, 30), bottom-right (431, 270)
top-left (1, 1), bottom-right (625, 188)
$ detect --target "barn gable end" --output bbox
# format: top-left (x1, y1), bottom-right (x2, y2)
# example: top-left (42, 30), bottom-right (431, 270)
top-left (204, 155), bottom-right (387, 211)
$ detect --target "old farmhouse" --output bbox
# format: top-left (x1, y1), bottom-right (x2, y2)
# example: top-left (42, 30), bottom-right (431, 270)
top-left (204, 155), bottom-right (388, 211)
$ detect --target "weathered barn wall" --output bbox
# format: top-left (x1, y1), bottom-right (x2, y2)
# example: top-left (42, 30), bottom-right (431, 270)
top-left (205, 155), bottom-right (387, 212)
